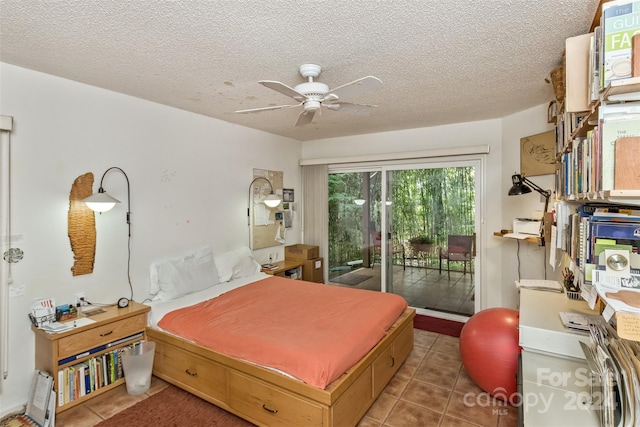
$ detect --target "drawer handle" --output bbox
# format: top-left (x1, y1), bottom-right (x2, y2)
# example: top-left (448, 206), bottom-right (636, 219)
top-left (99, 330), bottom-right (113, 337)
top-left (390, 356), bottom-right (395, 367)
top-left (262, 404), bottom-right (278, 414)
top-left (185, 369), bottom-right (198, 376)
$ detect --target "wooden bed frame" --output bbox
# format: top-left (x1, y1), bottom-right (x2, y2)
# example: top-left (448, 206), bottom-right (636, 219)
top-left (147, 307), bottom-right (415, 427)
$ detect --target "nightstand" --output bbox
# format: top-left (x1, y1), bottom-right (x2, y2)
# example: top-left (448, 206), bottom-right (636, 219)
top-left (261, 259), bottom-right (305, 279)
top-left (32, 300), bottom-right (150, 413)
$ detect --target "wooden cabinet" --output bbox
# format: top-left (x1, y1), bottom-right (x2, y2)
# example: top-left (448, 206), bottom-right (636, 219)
top-left (32, 301), bottom-right (150, 413)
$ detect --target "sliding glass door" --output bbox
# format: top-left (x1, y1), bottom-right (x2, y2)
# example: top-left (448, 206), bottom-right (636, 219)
top-left (385, 163), bottom-right (477, 317)
top-left (327, 169), bottom-right (382, 292)
top-left (328, 159), bottom-right (480, 318)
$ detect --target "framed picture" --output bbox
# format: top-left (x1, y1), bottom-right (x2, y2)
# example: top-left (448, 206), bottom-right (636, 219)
top-left (283, 188), bottom-right (294, 202)
top-left (520, 130), bottom-right (556, 177)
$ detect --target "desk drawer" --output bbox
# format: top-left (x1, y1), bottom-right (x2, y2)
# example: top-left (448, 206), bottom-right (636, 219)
top-left (58, 314), bottom-right (146, 358)
top-left (229, 371), bottom-right (323, 427)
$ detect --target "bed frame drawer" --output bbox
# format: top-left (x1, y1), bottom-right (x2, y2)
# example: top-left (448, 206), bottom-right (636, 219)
top-left (373, 322), bottom-right (414, 396)
top-left (228, 371), bottom-right (324, 427)
top-left (58, 313), bottom-right (146, 358)
top-left (158, 341), bottom-right (227, 402)
top-left (393, 322), bottom-right (414, 364)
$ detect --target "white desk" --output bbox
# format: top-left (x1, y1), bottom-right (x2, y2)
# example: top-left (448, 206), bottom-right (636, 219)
top-left (518, 289), bottom-right (601, 427)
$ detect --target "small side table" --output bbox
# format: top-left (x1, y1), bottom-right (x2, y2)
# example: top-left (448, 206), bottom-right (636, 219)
top-left (262, 259), bottom-right (305, 279)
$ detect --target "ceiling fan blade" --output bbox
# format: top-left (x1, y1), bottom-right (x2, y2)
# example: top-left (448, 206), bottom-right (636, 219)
top-left (324, 102), bottom-right (378, 115)
top-left (326, 76), bottom-right (383, 100)
top-left (235, 103), bottom-right (302, 114)
top-left (295, 110), bottom-right (315, 127)
top-left (259, 80), bottom-right (307, 100)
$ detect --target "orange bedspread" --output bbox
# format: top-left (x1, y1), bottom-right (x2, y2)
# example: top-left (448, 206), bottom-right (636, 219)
top-left (157, 275), bottom-right (408, 389)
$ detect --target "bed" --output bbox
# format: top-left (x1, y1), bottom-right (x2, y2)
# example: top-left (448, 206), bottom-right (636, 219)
top-left (145, 246), bottom-right (415, 427)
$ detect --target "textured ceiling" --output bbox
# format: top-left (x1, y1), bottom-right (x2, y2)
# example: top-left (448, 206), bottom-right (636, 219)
top-left (1, 0), bottom-right (600, 142)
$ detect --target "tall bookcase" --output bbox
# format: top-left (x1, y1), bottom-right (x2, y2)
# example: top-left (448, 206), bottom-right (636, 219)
top-left (550, 1), bottom-right (640, 332)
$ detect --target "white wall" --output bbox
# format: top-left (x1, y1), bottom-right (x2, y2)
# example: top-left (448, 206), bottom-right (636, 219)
top-left (501, 104), bottom-right (559, 308)
top-left (0, 63), bottom-right (302, 414)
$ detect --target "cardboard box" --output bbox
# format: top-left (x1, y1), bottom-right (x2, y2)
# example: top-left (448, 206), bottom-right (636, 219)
top-left (285, 244), bottom-right (319, 260)
top-left (303, 257), bottom-right (323, 283)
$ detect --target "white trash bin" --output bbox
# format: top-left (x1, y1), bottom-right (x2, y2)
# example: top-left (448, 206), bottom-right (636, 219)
top-left (121, 341), bottom-right (155, 395)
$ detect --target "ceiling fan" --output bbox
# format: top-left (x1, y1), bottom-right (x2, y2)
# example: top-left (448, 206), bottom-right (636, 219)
top-left (235, 64), bottom-right (383, 127)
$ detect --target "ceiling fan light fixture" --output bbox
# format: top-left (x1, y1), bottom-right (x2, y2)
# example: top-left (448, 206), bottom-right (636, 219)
top-left (235, 63), bottom-right (383, 127)
top-left (304, 100), bottom-right (321, 111)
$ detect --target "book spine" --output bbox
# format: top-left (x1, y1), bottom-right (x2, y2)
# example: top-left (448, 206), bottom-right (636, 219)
top-left (57, 369), bottom-right (64, 406)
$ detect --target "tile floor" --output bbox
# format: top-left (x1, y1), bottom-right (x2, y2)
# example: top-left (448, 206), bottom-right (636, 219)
top-left (330, 264), bottom-right (475, 317)
top-left (47, 328), bottom-right (516, 427)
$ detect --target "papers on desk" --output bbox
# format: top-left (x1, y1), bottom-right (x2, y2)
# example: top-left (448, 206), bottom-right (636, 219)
top-left (580, 316), bottom-right (640, 427)
top-left (516, 279), bottom-right (563, 292)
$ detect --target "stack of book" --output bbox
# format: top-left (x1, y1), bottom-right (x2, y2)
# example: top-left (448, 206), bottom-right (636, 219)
top-left (57, 333), bottom-right (143, 406)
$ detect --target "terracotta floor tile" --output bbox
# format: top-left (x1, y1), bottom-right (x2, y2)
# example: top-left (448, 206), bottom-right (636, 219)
top-left (383, 374), bottom-right (410, 398)
top-left (84, 384), bottom-right (146, 419)
top-left (454, 368), bottom-right (484, 395)
top-left (55, 404), bottom-right (103, 427)
top-left (414, 329), bottom-right (439, 348)
top-left (364, 392), bottom-right (398, 422)
top-left (401, 379), bottom-right (451, 413)
top-left (446, 390), bottom-right (501, 427)
top-left (384, 400), bottom-right (443, 427)
top-left (425, 347), bottom-right (463, 370)
top-left (357, 416), bottom-right (383, 427)
top-left (440, 414), bottom-right (485, 427)
top-left (413, 361), bottom-right (461, 390)
top-left (432, 336), bottom-right (461, 355)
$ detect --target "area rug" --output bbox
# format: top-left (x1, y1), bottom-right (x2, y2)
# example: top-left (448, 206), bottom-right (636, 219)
top-left (413, 314), bottom-right (465, 337)
top-left (95, 384), bottom-right (253, 427)
top-left (330, 272), bottom-right (372, 286)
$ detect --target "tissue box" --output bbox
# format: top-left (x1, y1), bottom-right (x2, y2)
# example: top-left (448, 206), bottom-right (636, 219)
top-left (513, 219), bottom-right (541, 235)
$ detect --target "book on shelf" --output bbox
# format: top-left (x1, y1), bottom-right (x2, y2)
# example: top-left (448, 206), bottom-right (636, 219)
top-left (57, 340), bottom-right (142, 405)
top-left (566, 32), bottom-right (593, 112)
top-left (602, 0), bottom-right (640, 88)
top-left (614, 136), bottom-right (640, 189)
top-left (599, 102), bottom-right (640, 191)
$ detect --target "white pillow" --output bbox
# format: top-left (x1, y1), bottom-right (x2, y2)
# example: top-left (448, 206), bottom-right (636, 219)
top-left (214, 246), bottom-right (261, 282)
top-left (149, 245), bottom-right (219, 300)
top-left (231, 246), bottom-right (261, 279)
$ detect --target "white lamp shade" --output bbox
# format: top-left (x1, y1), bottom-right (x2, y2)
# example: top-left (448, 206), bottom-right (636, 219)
top-left (264, 193), bottom-right (282, 208)
top-left (82, 192), bottom-right (121, 212)
top-left (354, 199), bottom-right (366, 205)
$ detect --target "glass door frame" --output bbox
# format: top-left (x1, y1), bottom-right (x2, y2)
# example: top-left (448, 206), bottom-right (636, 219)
top-left (329, 156), bottom-right (485, 318)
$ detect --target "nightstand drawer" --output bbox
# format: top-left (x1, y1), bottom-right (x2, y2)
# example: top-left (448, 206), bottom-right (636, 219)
top-left (58, 313), bottom-right (146, 358)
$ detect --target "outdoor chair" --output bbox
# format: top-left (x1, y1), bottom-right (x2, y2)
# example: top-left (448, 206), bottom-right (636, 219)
top-left (439, 234), bottom-right (475, 279)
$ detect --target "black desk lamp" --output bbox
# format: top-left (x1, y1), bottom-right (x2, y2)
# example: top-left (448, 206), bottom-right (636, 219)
top-left (508, 173), bottom-right (551, 243)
